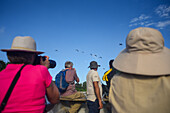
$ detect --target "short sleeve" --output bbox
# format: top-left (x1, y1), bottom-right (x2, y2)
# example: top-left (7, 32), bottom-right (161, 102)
top-left (40, 66), bottom-right (52, 88)
top-left (92, 71), bottom-right (99, 82)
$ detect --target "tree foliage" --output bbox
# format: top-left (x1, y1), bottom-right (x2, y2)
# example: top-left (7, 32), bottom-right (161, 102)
top-left (0, 60), bottom-right (7, 72)
top-left (75, 81), bottom-right (87, 91)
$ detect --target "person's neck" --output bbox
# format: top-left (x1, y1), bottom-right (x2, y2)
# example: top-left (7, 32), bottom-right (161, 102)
top-left (92, 68), bottom-right (97, 71)
top-left (65, 67), bottom-right (72, 70)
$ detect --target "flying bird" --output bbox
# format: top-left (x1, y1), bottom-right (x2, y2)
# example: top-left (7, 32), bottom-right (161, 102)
top-left (75, 49), bottom-right (79, 52)
top-left (119, 43), bottom-right (123, 46)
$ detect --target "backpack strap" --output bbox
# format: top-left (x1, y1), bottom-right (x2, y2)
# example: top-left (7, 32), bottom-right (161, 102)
top-left (63, 69), bottom-right (69, 78)
top-left (0, 64), bottom-right (26, 112)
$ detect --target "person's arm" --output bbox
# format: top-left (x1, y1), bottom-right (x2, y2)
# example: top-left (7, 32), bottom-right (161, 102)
top-left (40, 56), bottom-right (50, 69)
top-left (76, 77), bottom-right (80, 83)
top-left (93, 81), bottom-right (103, 109)
top-left (74, 69), bottom-right (79, 83)
top-left (46, 81), bottom-right (60, 104)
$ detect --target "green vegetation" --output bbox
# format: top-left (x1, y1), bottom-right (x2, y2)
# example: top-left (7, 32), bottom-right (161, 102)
top-left (0, 60), bottom-right (7, 72)
top-left (75, 81), bottom-right (86, 91)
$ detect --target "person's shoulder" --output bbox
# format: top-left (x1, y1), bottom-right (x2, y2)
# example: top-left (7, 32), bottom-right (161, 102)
top-left (70, 68), bottom-right (76, 71)
top-left (111, 67), bottom-right (117, 73)
top-left (27, 64), bottom-right (48, 71)
top-left (27, 64), bottom-right (44, 68)
top-left (90, 70), bottom-right (98, 75)
top-left (67, 68), bottom-right (76, 73)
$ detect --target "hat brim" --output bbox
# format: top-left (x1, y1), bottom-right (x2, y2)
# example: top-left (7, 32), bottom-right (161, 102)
top-left (113, 47), bottom-right (170, 76)
top-left (1, 49), bottom-right (44, 54)
top-left (88, 65), bottom-right (100, 68)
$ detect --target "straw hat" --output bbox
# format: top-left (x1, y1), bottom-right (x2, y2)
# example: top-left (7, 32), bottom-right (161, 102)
top-left (113, 27), bottom-right (170, 76)
top-left (1, 36), bottom-right (44, 54)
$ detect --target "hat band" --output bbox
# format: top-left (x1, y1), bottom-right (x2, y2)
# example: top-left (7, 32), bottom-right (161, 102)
top-left (11, 47), bottom-right (36, 51)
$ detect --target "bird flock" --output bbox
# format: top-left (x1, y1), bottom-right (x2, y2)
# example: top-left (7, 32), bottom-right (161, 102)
top-left (55, 43), bottom-right (123, 70)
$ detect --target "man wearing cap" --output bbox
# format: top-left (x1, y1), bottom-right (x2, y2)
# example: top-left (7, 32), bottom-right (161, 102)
top-left (109, 27), bottom-right (170, 113)
top-left (86, 61), bottom-right (103, 113)
top-left (0, 36), bottom-right (60, 113)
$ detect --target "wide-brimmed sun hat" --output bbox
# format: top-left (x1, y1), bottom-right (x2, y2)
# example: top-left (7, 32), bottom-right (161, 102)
top-left (88, 61), bottom-right (100, 69)
top-left (1, 36), bottom-right (44, 54)
top-left (113, 27), bottom-right (170, 76)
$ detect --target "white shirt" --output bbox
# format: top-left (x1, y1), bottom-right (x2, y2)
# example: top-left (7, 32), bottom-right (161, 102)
top-left (86, 69), bottom-right (102, 102)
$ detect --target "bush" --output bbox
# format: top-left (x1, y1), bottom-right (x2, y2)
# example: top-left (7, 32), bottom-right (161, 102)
top-left (75, 81), bottom-right (87, 91)
top-left (0, 60), bottom-right (7, 72)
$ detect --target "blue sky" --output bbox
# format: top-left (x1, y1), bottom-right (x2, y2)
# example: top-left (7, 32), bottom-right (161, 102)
top-left (0, 0), bottom-right (170, 83)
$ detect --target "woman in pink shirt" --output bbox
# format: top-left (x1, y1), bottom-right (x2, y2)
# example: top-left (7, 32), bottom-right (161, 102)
top-left (0, 36), bottom-right (60, 113)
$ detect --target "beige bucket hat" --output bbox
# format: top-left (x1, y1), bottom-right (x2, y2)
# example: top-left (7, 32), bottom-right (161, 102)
top-left (113, 27), bottom-right (170, 76)
top-left (1, 36), bottom-right (44, 54)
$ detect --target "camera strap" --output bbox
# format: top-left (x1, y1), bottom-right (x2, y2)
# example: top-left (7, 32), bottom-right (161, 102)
top-left (0, 64), bottom-right (26, 112)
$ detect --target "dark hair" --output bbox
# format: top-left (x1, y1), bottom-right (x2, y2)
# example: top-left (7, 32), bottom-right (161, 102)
top-left (7, 51), bottom-right (35, 64)
top-left (109, 59), bottom-right (114, 68)
top-left (90, 68), bottom-right (97, 70)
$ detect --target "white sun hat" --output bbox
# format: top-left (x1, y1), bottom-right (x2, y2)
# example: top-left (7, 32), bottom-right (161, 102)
top-left (1, 36), bottom-right (44, 54)
top-left (113, 27), bottom-right (170, 76)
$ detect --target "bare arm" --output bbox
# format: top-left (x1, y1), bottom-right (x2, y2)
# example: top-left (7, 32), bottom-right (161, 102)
top-left (39, 56), bottom-right (59, 104)
top-left (74, 69), bottom-right (79, 83)
top-left (76, 77), bottom-right (80, 83)
top-left (93, 81), bottom-right (103, 109)
top-left (46, 81), bottom-right (60, 104)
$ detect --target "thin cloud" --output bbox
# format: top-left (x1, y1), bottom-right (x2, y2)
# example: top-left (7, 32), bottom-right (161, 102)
top-left (145, 22), bottom-right (155, 27)
top-left (129, 4), bottom-right (170, 29)
top-left (156, 20), bottom-right (170, 29)
top-left (129, 23), bottom-right (138, 27)
top-left (130, 14), bottom-right (151, 23)
top-left (155, 5), bottom-right (170, 18)
top-left (129, 21), bottom-right (150, 27)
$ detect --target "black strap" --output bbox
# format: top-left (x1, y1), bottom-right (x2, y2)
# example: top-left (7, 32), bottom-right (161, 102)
top-left (0, 64), bottom-right (26, 112)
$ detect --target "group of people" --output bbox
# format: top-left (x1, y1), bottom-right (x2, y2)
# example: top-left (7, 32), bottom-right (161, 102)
top-left (0, 27), bottom-right (170, 113)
